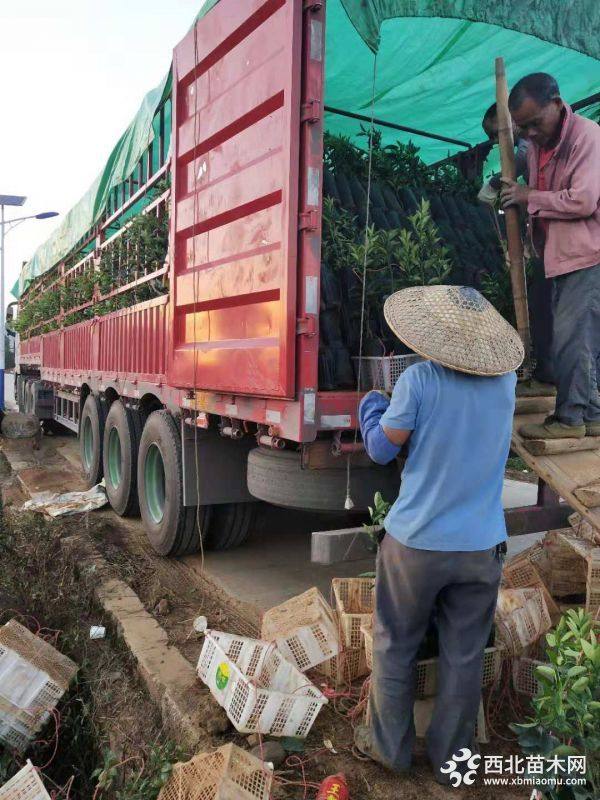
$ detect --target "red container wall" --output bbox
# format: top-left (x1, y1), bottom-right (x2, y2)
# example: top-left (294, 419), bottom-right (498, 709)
top-left (63, 321), bottom-right (93, 371)
top-left (42, 331), bottom-right (61, 369)
top-left (168, 0), bottom-right (303, 398)
top-left (19, 335), bottom-right (42, 363)
top-left (97, 298), bottom-right (167, 380)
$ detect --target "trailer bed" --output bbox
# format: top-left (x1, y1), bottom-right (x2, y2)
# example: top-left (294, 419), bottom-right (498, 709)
top-left (512, 398), bottom-right (600, 541)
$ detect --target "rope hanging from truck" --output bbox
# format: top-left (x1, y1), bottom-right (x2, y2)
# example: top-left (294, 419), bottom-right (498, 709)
top-left (345, 53), bottom-right (379, 511)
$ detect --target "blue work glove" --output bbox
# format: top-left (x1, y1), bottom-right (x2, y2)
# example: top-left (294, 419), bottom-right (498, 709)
top-left (359, 390), bottom-right (401, 465)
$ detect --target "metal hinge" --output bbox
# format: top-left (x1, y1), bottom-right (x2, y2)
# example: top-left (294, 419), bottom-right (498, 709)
top-left (299, 209), bottom-right (318, 231)
top-left (301, 99), bottom-right (321, 123)
top-left (296, 316), bottom-right (317, 336)
top-left (303, 0), bottom-right (323, 10)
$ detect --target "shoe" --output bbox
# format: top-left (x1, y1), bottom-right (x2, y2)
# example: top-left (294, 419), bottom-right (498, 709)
top-left (516, 379), bottom-right (556, 398)
top-left (353, 725), bottom-right (407, 773)
top-left (520, 415), bottom-right (585, 440)
top-left (584, 421), bottom-right (600, 437)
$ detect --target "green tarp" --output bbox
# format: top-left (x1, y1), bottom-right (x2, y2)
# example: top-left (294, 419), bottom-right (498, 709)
top-left (17, 0), bottom-right (600, 297)
top-left (340, 1), bottom-right (600, 58)
top-left (325, 0), bottom-right (600, 161)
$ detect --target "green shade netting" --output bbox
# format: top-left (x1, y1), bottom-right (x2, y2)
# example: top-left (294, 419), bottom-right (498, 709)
top-left (17, 0), bottom-right (600, 297)
top-left (325, 0), bottom-right (600, 162)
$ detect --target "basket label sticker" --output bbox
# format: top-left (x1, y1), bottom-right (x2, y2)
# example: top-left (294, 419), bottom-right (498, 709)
top-left (215, 662), bottom-right (230, 690)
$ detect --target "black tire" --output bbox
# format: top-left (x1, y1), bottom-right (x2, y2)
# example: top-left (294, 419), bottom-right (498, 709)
top-left (137, 410), bottom-right (211, 556)
top-left (247, 447), bottom-right (401, 512)
top-left (103, 400), bottom-right (142, 517)
top-left (79, 394), bottom-right (105, 487)
top-left (204, 502), bottom-right (257, 550)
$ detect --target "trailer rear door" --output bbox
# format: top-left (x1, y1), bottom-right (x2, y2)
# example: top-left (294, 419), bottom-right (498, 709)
top-left (169, 0), bottom-right (302, 397)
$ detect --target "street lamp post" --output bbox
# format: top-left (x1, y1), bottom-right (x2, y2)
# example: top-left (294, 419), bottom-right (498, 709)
top-left (0, 195), bottom-right (58, 411)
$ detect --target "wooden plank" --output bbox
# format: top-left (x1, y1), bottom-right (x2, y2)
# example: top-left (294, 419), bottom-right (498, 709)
top-left (574, 483), bottom-right (600, 508)
top-left (512, 408), bottom-right (600, 543)
top-left (515, 396), bottom-right (555, 415)
top-left (523, 436), bottom-right (600, 456)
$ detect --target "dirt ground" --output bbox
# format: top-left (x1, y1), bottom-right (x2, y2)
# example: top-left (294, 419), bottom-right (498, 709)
top-left (82, 508), bottom-right (528, 800)
top-left (0, 433), bottom-right (529, 799)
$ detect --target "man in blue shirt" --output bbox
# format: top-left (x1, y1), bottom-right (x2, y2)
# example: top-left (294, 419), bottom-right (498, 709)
top-left (354, 285), bottom-right (523, 783)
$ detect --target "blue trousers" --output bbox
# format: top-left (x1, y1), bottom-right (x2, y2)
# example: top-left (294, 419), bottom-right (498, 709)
top-left (370, 535), bottom-right (501, 778)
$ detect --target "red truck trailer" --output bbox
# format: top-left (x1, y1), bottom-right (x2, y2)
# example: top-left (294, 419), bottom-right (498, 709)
top-left (15, 0), bottom-right (400, 555)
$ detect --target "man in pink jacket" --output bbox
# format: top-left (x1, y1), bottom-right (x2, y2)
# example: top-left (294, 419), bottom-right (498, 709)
top-left (501, 73), bottom-right (600, 440)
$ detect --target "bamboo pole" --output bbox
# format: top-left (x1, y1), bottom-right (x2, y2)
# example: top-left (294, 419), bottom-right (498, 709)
top-left (495, 57), bottom-right (531, 358)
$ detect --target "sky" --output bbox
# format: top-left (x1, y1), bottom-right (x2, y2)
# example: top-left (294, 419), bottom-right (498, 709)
top-left (0, 0), bottom-right (201, 301)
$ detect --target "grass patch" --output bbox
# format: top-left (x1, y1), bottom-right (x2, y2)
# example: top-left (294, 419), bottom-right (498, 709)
top-left (506, 454), bottom-right (532, 474)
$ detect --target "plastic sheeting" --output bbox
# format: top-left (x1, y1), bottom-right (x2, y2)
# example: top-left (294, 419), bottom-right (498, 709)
top-left (17, 0), bottom-right (600, 296)
top-left (21, 483), bottom-right (108, 517)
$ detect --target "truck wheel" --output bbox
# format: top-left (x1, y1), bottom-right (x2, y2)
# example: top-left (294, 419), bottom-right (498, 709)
top-left (137, 410), bottom-right (211, 556)
top-left (247, 447), bottom-right (400, 512)
top-left (103, 400), bottom-right (142, 517)
top-left (204, 502), bottom-right (257, 550)
top-left (79, 394), bottom-right (105, 487)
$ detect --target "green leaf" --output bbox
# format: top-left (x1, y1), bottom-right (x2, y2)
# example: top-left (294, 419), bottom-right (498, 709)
top-left (567, 665), bottom-right (587, 678)
top-left (571, 676), bottom-right (589, 693)
top-left (536, 665), bottom-right (557, 683)
top-left (581, 639), bottom-right (595, 660)
top-left (550, 744), bottom-right (581, 757)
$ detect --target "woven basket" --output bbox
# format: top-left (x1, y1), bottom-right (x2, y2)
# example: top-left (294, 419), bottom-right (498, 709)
top-left (0, 621), bottom-right (78, 752)
top-left (158, 744), bottom-right (272, 800)
top-left (332, 578), bottom-right (375, 650)
top-left (261, 588), bottom-right (339, 672)
top-left (197, 631), bottom-right (327, 738)
top-left (0, 761), bottom-right (50, 800)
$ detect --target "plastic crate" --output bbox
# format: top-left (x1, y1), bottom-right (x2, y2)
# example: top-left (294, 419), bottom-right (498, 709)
top-left (315, 646), bottom-right (369, 686)
top-left (512, 656), bottom-right (544, 697)
top-left (496, 588), bottom-right (553, 656)
top-left (415, 648), bottom-right (501, 699)
top-left (0, 761), bottom-right (50, 800)
top-left (353, 354), bottom-right (423, 393)
top-left (545, 532), bottom-right (587, 598)
top-left (158, 744), bottom-right (272, 800)
top-left (503, 556), bottom-right (559, 619)
top-left (361, 620), bottom-right (373, 672)
top-left (332, 578), bottom-right (375, 650)
top-left (261, 588), bottom-right (339, 672)
top-left (360, 619), bottom-right (499, 697)
top-left (197, 631), bottom-right (327, 738)
top-left (0, 621), bottom-right (78, 752)
top-left (587, 550), bottom-right (600, 615)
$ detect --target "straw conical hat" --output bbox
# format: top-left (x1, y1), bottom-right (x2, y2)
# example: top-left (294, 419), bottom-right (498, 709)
top-left (383, 285), bottom-right (524, 376)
